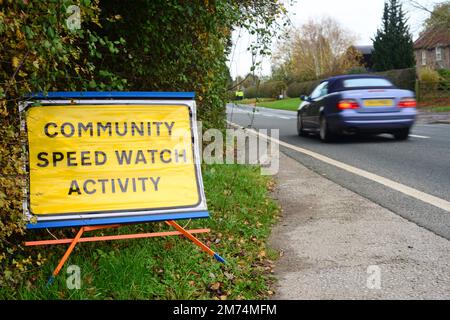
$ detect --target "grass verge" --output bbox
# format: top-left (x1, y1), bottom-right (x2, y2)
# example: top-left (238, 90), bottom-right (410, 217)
top-left (238, 98), bottom-right (300, 112)
top-left (419, 106), bottom-right (450, 112)
top-left (1, 164), bottom-right (279, 300)
top-left (238, 98), bottom-right (275, 105)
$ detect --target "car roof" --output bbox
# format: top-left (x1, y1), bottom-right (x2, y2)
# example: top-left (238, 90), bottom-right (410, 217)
top-left (323, 74), bottom-right (396, 93)
top-left (325, 74), bottom-right (387, 81)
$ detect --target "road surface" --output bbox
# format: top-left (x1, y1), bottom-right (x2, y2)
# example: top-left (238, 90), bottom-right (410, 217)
top-left (227, 103), bottom-right (450, 240)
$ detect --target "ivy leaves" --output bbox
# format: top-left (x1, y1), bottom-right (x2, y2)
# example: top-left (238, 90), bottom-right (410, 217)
top-left (0, 0), bottom-right (124, 289)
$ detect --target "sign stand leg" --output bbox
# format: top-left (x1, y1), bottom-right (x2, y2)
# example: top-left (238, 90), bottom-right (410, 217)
top-left (166, 220), bottom-right (226, 263)
top-left (46, 226), bottom-right (85, 287)
top-left (38, 221), bottom-right (224, 287)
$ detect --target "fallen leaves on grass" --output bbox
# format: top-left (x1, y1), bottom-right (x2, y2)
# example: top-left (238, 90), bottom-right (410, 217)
top-left (224, 271), bottom-right (235, 281)
top-left (210, 282), bottom-right (221, 291)
top-left (258, 250), bottom-right (266, 259)
top-left (207, 281), bottom-right (226, 298)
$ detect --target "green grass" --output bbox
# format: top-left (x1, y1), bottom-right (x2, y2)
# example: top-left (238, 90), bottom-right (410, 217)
top-left (1, 164), bottom-right (279, 300)
top-left (239, 98), bottom-right (300, 112)
top-left (238, 98), bottom-right (275, 105)
top-left (419, 106), bottom-right (450, 112)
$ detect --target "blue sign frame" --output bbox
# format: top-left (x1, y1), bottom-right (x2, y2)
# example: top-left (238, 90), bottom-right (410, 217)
top-left (21, 92), bottom-right (209, 229)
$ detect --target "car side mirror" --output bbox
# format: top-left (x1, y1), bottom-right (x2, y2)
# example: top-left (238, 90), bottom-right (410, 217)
top-left (300, 95), bottom-right (310, 102)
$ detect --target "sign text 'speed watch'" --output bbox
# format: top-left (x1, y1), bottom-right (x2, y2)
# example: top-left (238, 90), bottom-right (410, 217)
top-left (26, 104), bottom-right (200, 215)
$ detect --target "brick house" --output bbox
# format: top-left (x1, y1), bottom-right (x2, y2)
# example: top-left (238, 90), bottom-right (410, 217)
top-left (414, 28), bottom-right (450, 70)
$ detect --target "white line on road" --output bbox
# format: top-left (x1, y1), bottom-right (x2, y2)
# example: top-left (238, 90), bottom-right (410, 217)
top-left (277, 116), bottom-right (294, 120)
top-left (227, 121), bottom-right (450, 213)
top-left (255, 113), bottom-right (295, 120)
top-left (416, 124), bottom-right (436, 128)
top-left (410, 134), bottom-right (430, 139)
top-left (417, 124), bottom-right (450, 128)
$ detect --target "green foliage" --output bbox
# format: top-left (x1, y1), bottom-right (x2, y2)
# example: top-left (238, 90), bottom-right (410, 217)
top-left (372, 0), bottom-right (415, 72)
top-left (0, 0), bottom-right (124, 289)
top-left (244, 81), bottom-right (287, 99)
top-left (418, 68), bottom-right (450, 96)
top-left (437, 69), bottom-right (450, 91)
top-left (419, 68), bottom-right (440, 83)
top-left (437, 68), bottom-right (450, 80)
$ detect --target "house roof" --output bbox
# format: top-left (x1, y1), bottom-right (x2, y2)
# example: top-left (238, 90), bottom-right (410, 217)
top-left (414, 27), bottom-right (450, 49)
top-left (352, 45), bottom-right (374, 55)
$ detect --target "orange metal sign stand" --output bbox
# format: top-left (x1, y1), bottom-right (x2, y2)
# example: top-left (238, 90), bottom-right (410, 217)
top-left (25, 220), bottom-right (225, 286)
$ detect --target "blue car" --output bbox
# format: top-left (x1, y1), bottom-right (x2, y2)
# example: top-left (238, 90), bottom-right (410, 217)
top-left (297, 75), bottom-right (417, 142)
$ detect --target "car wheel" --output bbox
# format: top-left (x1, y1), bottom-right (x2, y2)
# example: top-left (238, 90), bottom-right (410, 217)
top-left (393, 128), bottom-right (410, 141)
top-left (319, 116), bottom-right (333, 142)
top-left (297, 113), bottom-right (306, 136)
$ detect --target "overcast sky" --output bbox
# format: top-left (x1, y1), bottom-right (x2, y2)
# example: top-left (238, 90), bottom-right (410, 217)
top-left (228, 0), bottom-right (442, 79)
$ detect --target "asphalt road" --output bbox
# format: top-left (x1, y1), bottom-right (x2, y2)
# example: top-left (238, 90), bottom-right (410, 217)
top-left (227, 103), bottom-right (450, 240)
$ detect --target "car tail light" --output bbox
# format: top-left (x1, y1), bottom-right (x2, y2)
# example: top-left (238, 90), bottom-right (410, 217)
top-left (338, 100), bottom-right (359, 110)
top-left (398, 98), bottom-right (417, 108)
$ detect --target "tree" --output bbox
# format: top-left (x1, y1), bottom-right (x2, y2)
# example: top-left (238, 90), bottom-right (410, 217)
top-left (408, 0), bottom-right (450, 30)
top-left (425, 1), bottom-right (450, 29)
top-left (372, 0), bottom-right (415, 71)
top-left (272, 17), bottom-right (362, 82)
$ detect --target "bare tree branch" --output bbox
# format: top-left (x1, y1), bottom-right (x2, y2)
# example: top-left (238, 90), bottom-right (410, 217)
top-left (407, 0), bottom-right (434, 14)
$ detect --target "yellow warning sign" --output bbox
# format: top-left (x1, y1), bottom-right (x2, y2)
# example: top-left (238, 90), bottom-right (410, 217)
top-left (25, 104), bottom-right (200, 215)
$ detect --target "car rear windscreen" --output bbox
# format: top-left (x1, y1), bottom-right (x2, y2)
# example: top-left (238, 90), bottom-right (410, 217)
top-left (343, 78), bottom-right (393, 88)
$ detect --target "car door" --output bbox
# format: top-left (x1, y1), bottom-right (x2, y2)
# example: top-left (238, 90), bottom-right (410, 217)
top-left (309, 81), bottom-right (328, 130)
top-left (303, 83), bottom-right (323, 128)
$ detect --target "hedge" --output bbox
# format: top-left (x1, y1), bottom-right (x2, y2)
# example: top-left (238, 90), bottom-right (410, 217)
top-left (375, 68), bottom-right (416, 91)
top-left (0, 1), bottom-right (124, 289)
top-left (286, 80), bottom-right (321, 98)
top-left (244, 81), bottom-right (287, 99)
